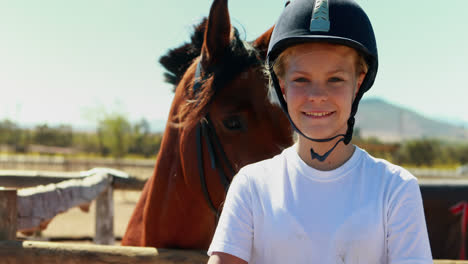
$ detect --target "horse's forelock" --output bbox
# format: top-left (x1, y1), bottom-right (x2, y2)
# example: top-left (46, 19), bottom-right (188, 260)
top-left (171, 30), bottom-right (261, 129)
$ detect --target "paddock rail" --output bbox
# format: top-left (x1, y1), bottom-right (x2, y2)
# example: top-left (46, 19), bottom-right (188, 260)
top-left (0, 168), bottom-right (146, 244)
top-left (0, 240), bottom-right (465, 264)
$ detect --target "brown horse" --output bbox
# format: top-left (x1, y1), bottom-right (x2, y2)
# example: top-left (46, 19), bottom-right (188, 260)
top-left (121, 0), bottom-right (293, 249)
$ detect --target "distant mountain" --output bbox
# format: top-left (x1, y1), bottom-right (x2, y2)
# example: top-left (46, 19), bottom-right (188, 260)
top-left (355, 98), bottom-right (468, 142)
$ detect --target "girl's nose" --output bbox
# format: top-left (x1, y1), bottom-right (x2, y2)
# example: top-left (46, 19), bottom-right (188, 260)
top-left (306, 83), bottom-right (328, 102)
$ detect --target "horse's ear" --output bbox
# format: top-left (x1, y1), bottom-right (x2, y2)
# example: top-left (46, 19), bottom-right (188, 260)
top-left (252, 26), bottom-right (274, 60)
top-left (201, 0), bottom-right (232, 68)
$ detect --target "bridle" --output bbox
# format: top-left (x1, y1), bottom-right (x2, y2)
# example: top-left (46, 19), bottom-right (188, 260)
top-left (193, 60), bottom-right (236, 217)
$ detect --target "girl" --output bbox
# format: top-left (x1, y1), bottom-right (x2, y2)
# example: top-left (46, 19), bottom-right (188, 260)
top-left (207, 0), bottom-right (432, 263)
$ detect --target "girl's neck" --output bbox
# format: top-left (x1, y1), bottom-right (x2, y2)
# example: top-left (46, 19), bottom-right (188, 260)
top-left (296, 136), bottom-right (356, 171)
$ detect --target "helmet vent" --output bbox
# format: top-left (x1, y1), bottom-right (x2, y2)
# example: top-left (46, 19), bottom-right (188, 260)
top-left (309, 0), bottom-right (330, 32)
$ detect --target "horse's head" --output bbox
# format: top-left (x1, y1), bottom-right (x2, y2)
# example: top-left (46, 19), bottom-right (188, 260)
top-left (128, 0), bottom-right (293, 249)
top-left (165, 0), bottom-right (293, 212)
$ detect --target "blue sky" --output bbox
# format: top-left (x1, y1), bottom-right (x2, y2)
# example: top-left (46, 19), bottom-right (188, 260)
top-left (1, 0), bottom-right (467, 131)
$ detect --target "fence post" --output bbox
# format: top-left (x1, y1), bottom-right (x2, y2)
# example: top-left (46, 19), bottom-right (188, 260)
top-left (0, 188), bottom-right (17, 240)
top-left (94, 185), bottom-right (114, 245)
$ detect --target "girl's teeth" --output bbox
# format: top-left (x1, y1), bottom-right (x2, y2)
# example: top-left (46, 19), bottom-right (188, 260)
top-left (305, 112), bottom-right (330, 117)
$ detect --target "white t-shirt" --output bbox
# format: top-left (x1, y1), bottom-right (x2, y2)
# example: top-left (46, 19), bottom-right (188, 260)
top-left (208, 144), bottom-right (432, 263)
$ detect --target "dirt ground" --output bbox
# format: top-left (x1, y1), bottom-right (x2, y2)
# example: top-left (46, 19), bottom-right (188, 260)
top-left (17, 189), bottom-right (142, 245)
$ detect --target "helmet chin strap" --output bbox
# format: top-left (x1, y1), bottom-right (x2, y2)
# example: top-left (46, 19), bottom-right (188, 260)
top-left (310, 136), bottom-right (345, 162)
top-left (270, 69), bottom-right (355, 162)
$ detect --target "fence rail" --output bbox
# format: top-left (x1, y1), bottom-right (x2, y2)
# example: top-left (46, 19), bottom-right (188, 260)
top-left (0, 155), bottom-right (156, 179)
top-left (0, 170), bottom-right (146, 190)
top-left (0, 240), bottom-right (208, 264)
top-left (0, 239), bottom-right (466, 264)
top-left (0, 168), bottom-right (146, 245)
top-left (0, 155), bottom-right (155, 167)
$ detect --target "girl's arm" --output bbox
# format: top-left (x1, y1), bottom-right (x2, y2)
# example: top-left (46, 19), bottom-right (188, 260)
top-left (208, 252), bottom-right (248, 264)
top-left (387, 178), bottom-right (432, 263)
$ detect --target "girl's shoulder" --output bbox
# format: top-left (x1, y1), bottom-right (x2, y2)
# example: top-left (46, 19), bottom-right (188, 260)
top-left (358, 147), bottom-right (418, 190)
top-left (236, 145), bottom-right (294, 183)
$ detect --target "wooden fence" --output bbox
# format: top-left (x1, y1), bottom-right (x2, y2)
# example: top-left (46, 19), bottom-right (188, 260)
top-left (2, 169), bottom-right (468, 263)
top-left (0, 239), bottom-right (466, 264)
top-left (0, 168), bottom-right (146, 244)
top-left (0, 169), bottom-right (146, 190)
top-left (0, 184), bottom-right (208, 264)
top-left (0, 240), bottom-right (209, 264)
top-left (0, 155), bottom-right (155, 175)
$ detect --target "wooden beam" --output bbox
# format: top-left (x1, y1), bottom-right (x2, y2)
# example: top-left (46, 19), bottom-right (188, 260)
top-left (0, 240), bottom-right (208, 264)
top-left (94, 185), bottom-right (114, 245)
top-left (17, 173), bottom-right (112, 232)
top-left (0, 240), bottom-right (466, 264)
top-left (0, 169), bottom-right (146, 190)
top-left (0, 170), bottom-right (85, 188)
top-left (419, 179), bottom-right (468, 202)
top-left (0, 189), bottom-right (17, 240)
top-left (113, 176), bottom-right (147, 190)
top-left (435, 261), bottom-right (468, 264)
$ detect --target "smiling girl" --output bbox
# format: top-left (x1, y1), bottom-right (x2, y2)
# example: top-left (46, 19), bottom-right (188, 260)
top-left (207, 0), bottom-right (432, 263)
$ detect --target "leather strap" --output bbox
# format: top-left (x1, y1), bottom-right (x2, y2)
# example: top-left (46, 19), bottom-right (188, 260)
top-left (193, 59), bottom-right (234, 216)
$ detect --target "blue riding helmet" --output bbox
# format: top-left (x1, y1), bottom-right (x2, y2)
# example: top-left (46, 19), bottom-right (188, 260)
top-left (267, 0), bottom-right (378, 161)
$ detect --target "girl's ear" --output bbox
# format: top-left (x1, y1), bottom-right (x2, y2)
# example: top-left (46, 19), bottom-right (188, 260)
top-left (355, 72), bottom-right (366, 97)
top-left (279, 78), bottom-right (286, 99)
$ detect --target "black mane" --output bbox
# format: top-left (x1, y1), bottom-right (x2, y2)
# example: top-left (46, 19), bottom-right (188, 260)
top-left (159, 19), bottom-right (206, 91)
top-left (159, 19), bottom-right (259, 93)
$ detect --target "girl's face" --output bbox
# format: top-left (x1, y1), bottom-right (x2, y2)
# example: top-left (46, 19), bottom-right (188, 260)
top-left (279, 42), bottom-right (365, 140)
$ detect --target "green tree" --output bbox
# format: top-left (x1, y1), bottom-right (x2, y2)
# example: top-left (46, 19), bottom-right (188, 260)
top-left (97, 114), bottom-right (132, 158)
top-left (398, 139), bottom-right (440, 167)
top-left (33, 124), bottom-right (73, 147)
top-left (72, 131), bottom-right (101, 154)
top-left (452, 144), bottom-right (468, 165)
top-left (0, 119), bottom-right (21, 146)
top-left (128, 119), bottom-right (162, 157)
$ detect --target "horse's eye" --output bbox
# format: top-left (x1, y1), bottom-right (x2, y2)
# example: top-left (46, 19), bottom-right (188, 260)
top-left (222, 115), bottom-right (245, 131)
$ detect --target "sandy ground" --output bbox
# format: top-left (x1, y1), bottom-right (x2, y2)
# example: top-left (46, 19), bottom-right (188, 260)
top-left (17, 190), bottom-right (142, 245)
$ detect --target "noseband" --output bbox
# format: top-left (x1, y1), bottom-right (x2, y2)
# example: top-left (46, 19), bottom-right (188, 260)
top-left (193, 60), bottom-right (235, 217)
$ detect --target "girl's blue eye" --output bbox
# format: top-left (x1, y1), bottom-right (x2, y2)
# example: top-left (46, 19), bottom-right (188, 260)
top-left (329, 77), bottom-right (344, 83)
top-left (293, 77), bottom-right (308, 83)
